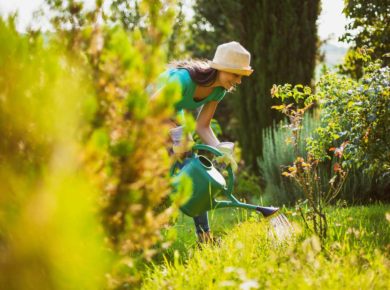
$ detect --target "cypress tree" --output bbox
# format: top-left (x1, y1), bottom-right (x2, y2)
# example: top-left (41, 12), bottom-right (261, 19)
top-left (190, 0), bottom-right (320, 171)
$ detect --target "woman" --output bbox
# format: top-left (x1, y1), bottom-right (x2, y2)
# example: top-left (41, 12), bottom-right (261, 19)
top-left (154, 41), bottom-right (253, 243)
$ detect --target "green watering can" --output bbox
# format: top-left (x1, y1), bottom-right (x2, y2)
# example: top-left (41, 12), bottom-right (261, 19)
top-left (171, 144), bottom-right (279, 218)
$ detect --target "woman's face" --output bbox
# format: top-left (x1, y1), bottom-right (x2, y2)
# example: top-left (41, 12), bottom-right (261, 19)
top-left (218, 71), bottom-right (242, 91)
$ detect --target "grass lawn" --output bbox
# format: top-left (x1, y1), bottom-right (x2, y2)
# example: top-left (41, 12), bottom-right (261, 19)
top-left (143, 204), bottom-right (390, 289)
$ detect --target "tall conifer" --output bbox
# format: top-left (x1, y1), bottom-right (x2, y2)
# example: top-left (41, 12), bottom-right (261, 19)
top-left (190, 0), bottom-right (320, 170)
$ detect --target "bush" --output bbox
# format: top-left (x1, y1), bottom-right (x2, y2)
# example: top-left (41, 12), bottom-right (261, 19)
top-left (259, 112), bottom-right (320, 205)
top-left (260, 57), bottom-right (390, 206)
top-left (0, 0), bottom-right (186, 288)
top-left (0, 19), bottom-right (110, 290)
top-left (308, 60), bottom-right (390, 200)
top-left (259, 115), bottom-right (388, 205)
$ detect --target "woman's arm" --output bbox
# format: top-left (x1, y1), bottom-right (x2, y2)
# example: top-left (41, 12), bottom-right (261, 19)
top-left (196, 101), bottom-right (220, 147)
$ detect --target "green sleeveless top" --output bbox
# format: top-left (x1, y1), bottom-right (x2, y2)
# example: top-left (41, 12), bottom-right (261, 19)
top-left (162, 68), bottom-right (226, 114)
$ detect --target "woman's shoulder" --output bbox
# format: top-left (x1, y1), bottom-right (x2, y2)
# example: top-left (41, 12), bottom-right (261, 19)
top-left (159, 68), bottom-right (192, 92)
top-left (167, 68), bottom-right (191, 82)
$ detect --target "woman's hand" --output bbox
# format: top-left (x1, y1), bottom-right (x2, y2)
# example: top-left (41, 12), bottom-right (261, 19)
top-left (215, 142), bottom-right (238, 171)
top-left (196, 103), bottom-right (238, 170)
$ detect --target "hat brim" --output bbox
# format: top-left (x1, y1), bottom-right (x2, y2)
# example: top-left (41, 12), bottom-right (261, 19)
top-left (209, 62), bottom-right (253, 76)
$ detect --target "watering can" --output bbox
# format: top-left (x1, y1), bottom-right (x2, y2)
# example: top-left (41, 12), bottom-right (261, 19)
top-left (170, 144), bottom-right (279, 218)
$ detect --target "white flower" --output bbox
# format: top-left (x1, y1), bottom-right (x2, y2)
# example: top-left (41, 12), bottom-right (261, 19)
top-left (240, 280), bottom-right (259, 290)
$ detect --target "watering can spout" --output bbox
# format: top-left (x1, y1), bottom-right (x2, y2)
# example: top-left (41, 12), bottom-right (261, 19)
top-left (255, 206), bottom-right (279, 217)
top-left (212, 200), bottom-right (279, 218)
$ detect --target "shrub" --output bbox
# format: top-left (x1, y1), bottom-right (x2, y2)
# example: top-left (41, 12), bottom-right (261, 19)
top-left (259, 115), bottom-right (386, 205)
top-left (270, 56), bottom-right (389, 238)
top-left (259, 113), bottom-right (320, 205)
top-left (59, 6), bottom-right (181, 288)
top-left (271, 84), bottom-right (348, 239)
top-left (308, 59), bottom-right (390, 200)
top-left (0, 19), bottom-right (110, 290)
top-left (1, 0), bottom-right (185, 288)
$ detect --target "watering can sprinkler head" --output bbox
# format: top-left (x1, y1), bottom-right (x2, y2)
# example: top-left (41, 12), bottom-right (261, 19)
top-left (255, 206), bottom-right (279, 217)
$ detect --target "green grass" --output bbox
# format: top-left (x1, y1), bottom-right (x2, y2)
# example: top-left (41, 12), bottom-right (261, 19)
top-left (143, 204), bottom-right (390, 289)
top-left (154, 207), bottom-right (251, 263)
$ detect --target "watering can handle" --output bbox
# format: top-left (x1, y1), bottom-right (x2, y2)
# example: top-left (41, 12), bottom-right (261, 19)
top-left (192, 144), bottom-right (236, 201)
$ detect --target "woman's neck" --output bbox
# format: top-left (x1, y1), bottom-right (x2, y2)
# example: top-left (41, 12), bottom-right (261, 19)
top-left (208, 72), bottom-right (222, 88)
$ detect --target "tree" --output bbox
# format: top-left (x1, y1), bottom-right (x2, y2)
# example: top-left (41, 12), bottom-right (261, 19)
top-left (338, 0), bottom-right (390, 79)
top-left (109, 0), bottom-right (189, 60)
top-left (189, 0), bottom-right (320, 171)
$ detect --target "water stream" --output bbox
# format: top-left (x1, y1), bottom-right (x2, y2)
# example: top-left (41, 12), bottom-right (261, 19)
top-left (267, 213), bottom-right (294, 241)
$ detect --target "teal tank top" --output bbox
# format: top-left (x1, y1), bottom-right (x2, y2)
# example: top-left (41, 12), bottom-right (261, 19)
top-left (161, 68), bottom-right (226, 113)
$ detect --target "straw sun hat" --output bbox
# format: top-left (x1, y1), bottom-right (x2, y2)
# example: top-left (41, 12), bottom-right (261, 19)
top-left (209, 41), bottom-right (254, 76)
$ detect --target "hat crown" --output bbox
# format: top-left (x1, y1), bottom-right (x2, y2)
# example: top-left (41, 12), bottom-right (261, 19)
top-left (212, 41), bottom-right (251, 69)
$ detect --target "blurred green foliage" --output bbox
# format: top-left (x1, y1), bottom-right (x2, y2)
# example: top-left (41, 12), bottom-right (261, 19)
top-left (0, 18), bottom-right (110, 290)
top-left (0, 0), bottom-right (190, 288)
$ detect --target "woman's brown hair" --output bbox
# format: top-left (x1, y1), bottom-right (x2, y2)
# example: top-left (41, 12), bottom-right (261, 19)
top-left (169, 59), bottom-right (218, 87)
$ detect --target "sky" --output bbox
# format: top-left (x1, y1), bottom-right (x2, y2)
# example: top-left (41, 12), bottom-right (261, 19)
top-left (0, 0), bottom-right (349, 47)
top-left (317, 0), bottom-right (349, 47)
